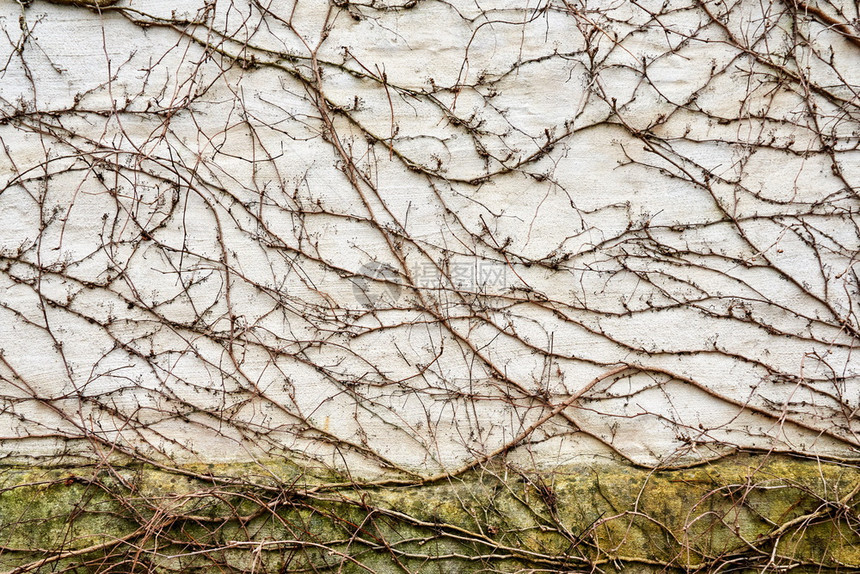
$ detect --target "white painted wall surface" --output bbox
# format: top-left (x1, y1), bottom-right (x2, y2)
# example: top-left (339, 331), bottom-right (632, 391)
top-left (0, 0), bottom-right (858, 476)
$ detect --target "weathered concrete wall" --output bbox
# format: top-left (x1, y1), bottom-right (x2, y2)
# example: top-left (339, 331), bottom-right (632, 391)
top-left (5, 457), bottom-right (860, 573)
top-left (0, 0), bottom-right (859, 569)
top-left (2, 454), bottom-right (860, 572)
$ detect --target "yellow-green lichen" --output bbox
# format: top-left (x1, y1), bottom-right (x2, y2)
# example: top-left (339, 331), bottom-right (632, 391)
top-left (1, 454), bottom-right (859, 573)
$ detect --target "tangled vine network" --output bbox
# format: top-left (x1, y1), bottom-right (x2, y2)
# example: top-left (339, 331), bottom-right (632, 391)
top-left (0, 0), bottom-right (859, 572)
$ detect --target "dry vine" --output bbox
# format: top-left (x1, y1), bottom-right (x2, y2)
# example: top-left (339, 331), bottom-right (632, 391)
top-left (0, 0), bottom-right (859, 571)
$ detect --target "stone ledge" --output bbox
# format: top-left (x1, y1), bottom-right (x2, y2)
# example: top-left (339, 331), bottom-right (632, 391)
top-left (1, 453), bottom-right (859, 573)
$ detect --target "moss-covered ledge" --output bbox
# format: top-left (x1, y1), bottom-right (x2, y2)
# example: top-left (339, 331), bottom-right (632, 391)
top-left (1, 454), bottom-right (860, 573)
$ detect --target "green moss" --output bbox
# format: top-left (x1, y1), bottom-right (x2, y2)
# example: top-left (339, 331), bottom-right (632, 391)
top-left (1, 454), bottom-right (859, 572)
